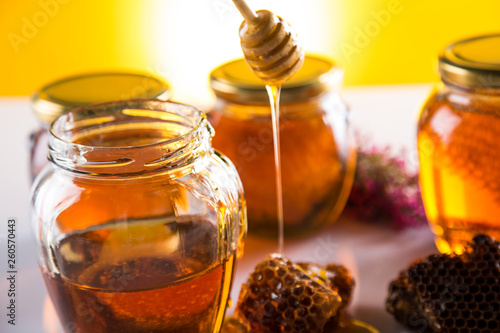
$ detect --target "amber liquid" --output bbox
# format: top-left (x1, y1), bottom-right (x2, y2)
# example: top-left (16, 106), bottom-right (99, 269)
top-left (42, 218), bottom-right (235, 333)
top-left (211, 103), bottom-right (350, 237)
top-left (266, 85), bottom-right (285, 254)
top-left (418, 95), bottom-right (500, 254)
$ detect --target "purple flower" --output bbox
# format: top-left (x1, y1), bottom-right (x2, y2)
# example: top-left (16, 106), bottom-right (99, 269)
top-left (346, 142), bottom-right (427, 230)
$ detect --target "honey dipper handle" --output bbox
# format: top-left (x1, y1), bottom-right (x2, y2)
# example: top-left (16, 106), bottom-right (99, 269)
top-left (232, 0), bottom-right (259, 25)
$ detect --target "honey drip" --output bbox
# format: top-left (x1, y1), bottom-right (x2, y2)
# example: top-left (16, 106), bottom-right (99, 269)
top-left (233, 0), bottom-right (304, 255)
top-left (266, 85), bottom-right (284, 256)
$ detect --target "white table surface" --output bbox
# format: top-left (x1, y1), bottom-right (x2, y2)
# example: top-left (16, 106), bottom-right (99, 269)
top-left (0, 84), bottom-right (438, 333)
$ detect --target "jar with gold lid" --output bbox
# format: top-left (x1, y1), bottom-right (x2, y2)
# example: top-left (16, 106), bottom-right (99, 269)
top-left (418, 34), bottom-right (500, 254)
top-left (209, 55), bottom-right (356, 237)
top-left (30, 71), bottom-right (171, 179)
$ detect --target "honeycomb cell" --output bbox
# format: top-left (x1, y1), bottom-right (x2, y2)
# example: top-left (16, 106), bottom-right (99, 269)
top-left (469, 285), bottom-right (480, 295)
top-left (445, 318), bottom-right (455, 327)
top-left (313, 294), bottom-right (325, 304)
top-left (488, 320), bottom-right (499, 330)
top-left (477, 320), bottom-right (487, 329)
top-left (455, 318), bottom-right (465, 328)
top-left (288, 296), bottom-right (299, 308)
top-left (300, 296), bottom-right (312, 307)
top-left (296, 307), bottom-right (307, 317)
top-left (292, 286), bottom-right (303, 296)
top-left (265, 268), bottom-right (276, 280)
top-left (467, 301), bottom-right (478, 310)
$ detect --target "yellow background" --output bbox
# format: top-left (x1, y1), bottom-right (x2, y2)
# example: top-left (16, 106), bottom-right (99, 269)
top-left (1, 0), bottom-right (499, 105)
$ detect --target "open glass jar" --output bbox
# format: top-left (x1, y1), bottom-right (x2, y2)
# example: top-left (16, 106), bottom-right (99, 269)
top-left (31, 100), bottom-right (246, 332)
top-left (418, 34), bottom-right (500, 254)
top-left (30, 72), bottom-right (171, 180)
top-left (209, 55), bottom-right (356, 237)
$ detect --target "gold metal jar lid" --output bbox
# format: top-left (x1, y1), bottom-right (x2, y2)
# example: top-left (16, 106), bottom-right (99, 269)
top-left (439, 33), bottom-right (500, 89)
top-left (32, 71), bottom-right (171, 124)
top-left (210, 54), bottom-right (343, 105)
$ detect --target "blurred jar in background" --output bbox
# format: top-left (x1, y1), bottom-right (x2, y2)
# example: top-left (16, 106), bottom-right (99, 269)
top-left (209, 55), bottom-right (356, 237)
top-left (29, 72), bottom-right (170, 180)
top-left (418, 34), bottom-right (500, 254)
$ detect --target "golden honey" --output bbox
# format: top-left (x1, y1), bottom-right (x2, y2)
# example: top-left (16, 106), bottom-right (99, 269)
top-left (418, 34), bottom-right (500, 254)
top-left (31, 100), bottom-right (246, 332)
top-left (209, 55), bottom-right (355, 236)
top-left (42, 219), bottom-right (235, 333)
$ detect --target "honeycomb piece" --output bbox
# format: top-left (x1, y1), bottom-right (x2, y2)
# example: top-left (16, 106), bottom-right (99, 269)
top-left (386, 234), bottom-right (500, 333)
top-left (236, 254), bottom-right (354, 332)
top-left (296, 262), bottom-right (355, 310)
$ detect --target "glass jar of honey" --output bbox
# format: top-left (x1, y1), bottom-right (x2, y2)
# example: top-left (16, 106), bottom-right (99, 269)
top-left (209, 55), bottom-right (356, 237)
top-left (30, 72), bottom-right (171, 180)
top-left (418, 34), bottom-right (500, 254)
top-left (31, 100), bottom-right (246, 332)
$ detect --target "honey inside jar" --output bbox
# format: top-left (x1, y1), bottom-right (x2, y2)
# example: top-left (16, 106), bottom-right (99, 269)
top-left (209, 55), bottom-right (355, 236)
top-left (418, 89), bottom-right (500, 254)
top-left (33, 100), bottom-right (245, 333)
top-left (42, 219), bottom-right (235, 333)
top-left (418, 34), bottom-right (500, 254)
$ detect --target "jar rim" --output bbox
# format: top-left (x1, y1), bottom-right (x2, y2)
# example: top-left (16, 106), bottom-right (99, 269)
top-left (48, 99), bottom-right (213, 176)
top-left (210, 54), bottom-right (343, 105)
top-left (439, 33), bottom-right (500, 89)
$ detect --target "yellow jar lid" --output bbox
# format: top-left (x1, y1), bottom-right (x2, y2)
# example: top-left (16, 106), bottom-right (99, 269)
top-left (210, 54), bottom-right (343, 105)
top-left (439, 33), bottom-right (500, 89)
top-left (32, 71), bottom-right (171, 124)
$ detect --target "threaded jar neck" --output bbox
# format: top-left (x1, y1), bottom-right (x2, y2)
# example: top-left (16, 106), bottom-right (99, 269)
top-left (48, 99), bottom-right (214, 177)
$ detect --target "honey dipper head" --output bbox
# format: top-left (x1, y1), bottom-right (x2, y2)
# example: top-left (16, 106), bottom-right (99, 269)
top-left (238, 9), bottom-right (305, 86)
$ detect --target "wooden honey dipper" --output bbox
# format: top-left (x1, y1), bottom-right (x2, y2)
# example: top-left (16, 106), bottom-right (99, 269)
top-left (232, 0), bottom-right (305, 86)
